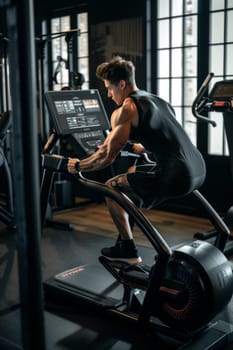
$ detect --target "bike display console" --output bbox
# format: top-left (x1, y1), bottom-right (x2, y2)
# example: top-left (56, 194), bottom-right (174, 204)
top-left (44, 89), bottom-right (111, 155)
top-left (198, 79), bottom-right (233, 114)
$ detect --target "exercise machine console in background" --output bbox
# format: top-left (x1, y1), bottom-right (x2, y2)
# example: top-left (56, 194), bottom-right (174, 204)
top-left (192, 73), bottom-right (233, 255)
top-left (41, 88), bottom-right (233, 349)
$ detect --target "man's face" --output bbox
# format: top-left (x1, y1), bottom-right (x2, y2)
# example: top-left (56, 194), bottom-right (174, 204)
top-left (104, 79), bottom-right (125, 106)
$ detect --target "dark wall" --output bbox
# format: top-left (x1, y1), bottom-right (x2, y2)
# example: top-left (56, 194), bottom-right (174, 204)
top-left (88, 0), bottom-right (146, 23)
top-left (36, 0), bottom-right (145, 22)
top-left (35, 0), bottom-right (87, 19)
top-left (88, 1), bottom-right (147, 116)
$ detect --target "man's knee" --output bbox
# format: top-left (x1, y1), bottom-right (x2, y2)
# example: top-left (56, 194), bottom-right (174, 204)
top-left (105, 175), bottom-right (128, 190)
top-left (105, 178), bottom-right (116, 188)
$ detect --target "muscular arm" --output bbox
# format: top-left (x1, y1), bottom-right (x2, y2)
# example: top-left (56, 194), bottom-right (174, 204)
top-left (68, 98), bottom-right (138, 173)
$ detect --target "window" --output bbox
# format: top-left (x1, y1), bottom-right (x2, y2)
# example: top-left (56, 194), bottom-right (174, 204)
top-left (51, 13), bottom-right (89, 91)
top-left (155, 0), bottom-right (233, 155)
top-left (51, 16), bottom-right (70, 89)
top-left (77, 13), bottom-right (89, 89)
top-left (156, 0), bottom-right (198, 145)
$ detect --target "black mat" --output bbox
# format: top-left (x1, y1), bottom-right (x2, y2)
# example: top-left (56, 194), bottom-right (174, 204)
top-left (41, 226), bottom-right (156, 279)
top-left (1, 226), bottom-right (233, 349)
top-left (0, 226), bottom-right (156, 313)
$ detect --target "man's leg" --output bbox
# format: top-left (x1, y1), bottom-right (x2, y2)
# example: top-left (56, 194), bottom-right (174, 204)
top-left (105, 175), bottom-right (133, 240)
top-left (101, 174), bottom-right (142, 265)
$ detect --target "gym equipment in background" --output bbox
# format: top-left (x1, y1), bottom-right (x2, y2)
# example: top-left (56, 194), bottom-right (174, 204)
top-left (192, 73), bottom-right (233, 256)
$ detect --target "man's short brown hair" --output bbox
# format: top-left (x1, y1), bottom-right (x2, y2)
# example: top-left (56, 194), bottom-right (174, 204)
top-left (96, 56), bottom-right (135, 86)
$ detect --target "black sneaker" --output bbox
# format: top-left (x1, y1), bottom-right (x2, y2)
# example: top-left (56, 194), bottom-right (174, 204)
top-left (101, 239), bottom-right (142, 265)
top-left (115, 234), bottom-right (123, 247)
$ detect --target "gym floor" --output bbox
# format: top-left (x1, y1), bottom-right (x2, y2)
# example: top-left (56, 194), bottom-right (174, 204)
top-left (0, 201), bottom-right (233, 349)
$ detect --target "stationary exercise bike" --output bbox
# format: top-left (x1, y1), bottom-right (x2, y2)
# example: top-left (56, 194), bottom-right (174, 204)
top-left (42, 88), bottom-right (233, 349)
top-left (192, 73), bottom-right (233, 256)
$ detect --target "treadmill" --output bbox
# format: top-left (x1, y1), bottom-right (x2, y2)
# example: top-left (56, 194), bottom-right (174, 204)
top-left (41, 88), bottom-right (233, 349)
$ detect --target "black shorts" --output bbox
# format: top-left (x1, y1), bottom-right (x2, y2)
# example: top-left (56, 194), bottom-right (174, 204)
top-left (127, 163), bottom-right (205, 209)
top-left (127, 163), bottom-right (164, 208)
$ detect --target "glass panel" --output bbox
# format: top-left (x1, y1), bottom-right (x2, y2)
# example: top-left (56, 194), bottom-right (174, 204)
top-left (227, 10), bottom-right (233, 42)
top-left (51, 13), bottom-right (89, 91)
top-left (208, 112), bottom-right (224, 155)
top-left (184, 47), bottom-right (197, 76)
top-left (174, 107), bottom-right (182, 124)
top-left (210, 45), bottom-right (224, 75)
top-left (171, 48), bottom-right (182, 77)
top-left (158, 79), bottom-right (170, 102)
top-left (51, 17), bottom-right (70, 90)
top-left (156, 0), bottom-right (198, 138)
top-left (158, 0), bottom-right (169, 18)
top-left (52, 16), bottom-right (70, 33)
top-left (158, 20), bottom-right (170, 48)
top-left (51, 17), bottom-right (70, 62)
top-left (172, 0), bottom-right (183, 16)
top-left (78, 57), bottom-right (89, 87)
top-left (78, 13), bottom-right (88, 32)
top-left (78, 32), bottom-right (88, 57)
top-left (184, 107), bottom-right (197, 146)
top-left (184, 15), bottom-right (197, 45)
top-left (77, 13), bottom-right (89, 88)
top-left (185, 0), bottom-right (198, 14)
top-left (210, 0), bottom-right (225, 10)
top-left (158, 50), bottom-right (170, 77)
top-left (228, 0), bottom-right (233, 7)
top-left (171, 78), bottom-right (182, 105)
top-left (210, 12), bottom-right (225, 44)
top-left (53, 65), bottom-right (69, 89)
top-left (172, 17), bottom-right (183, 47)
top-left (209, 45), bottom-right (224, 75)
top-left (184, 77), bottom-right (197, 105)
top-left (226, 44), bottom-right (233, 76)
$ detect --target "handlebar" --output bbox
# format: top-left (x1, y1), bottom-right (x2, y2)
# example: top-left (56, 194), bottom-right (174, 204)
top-left (192, 72), bottom-right (217, 127)
top-left (42, 131), bottom-right (59, 154)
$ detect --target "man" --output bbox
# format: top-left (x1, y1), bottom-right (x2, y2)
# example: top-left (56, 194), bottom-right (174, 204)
top-left (67, 56), bottom-right (206, 265)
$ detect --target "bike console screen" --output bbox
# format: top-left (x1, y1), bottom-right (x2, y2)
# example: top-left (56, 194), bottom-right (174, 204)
top-left (209, 80), bottom-right (233, 101)
top-left (202, 80), bottom-right (233, 113)
top-left (44, 89), bottom-right (111, 154)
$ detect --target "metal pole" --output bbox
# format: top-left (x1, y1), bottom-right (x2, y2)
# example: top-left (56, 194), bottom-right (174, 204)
top-left (5, 0), bottom-right (46, 349)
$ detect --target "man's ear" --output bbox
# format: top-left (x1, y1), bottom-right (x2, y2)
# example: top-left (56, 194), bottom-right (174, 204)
top-left (119, 80), bottom-right (126, 90)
